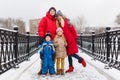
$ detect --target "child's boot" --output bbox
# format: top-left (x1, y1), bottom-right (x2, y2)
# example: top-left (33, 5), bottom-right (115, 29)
top-left (61, 69), bottom-right (64, 75)
top-left (65, 66), bottom-right (74, 73)
top-left (37, 69), bottom-right (42, 75)
top-left (56, 69), bottom-right (61, 75)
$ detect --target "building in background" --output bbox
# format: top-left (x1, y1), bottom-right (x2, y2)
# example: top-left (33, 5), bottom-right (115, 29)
top-left (29, 18), bottom-right (41, 34)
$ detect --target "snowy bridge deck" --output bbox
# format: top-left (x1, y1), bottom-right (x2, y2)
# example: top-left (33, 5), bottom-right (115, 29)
top-left (0, 49), bottom-right (120, 80)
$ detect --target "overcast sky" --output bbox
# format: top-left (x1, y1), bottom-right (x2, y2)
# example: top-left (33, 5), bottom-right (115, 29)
top-left (0, 0), bottom-right (120, 30)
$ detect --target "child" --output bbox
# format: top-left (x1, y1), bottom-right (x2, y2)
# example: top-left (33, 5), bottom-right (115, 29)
top-left (54, 27), bottom-right (67, 75)
top-left (40, 32), bottom-right (56, 76)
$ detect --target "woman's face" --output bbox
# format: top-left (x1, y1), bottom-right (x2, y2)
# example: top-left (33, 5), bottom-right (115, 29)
top-left (49, 9), bottom-right (56, 16)
top-left (57, 16), bottom-right (62, 21)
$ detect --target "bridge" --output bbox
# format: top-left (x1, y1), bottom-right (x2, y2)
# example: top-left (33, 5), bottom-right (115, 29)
top-left (0, 27), bottom-right (120, 80)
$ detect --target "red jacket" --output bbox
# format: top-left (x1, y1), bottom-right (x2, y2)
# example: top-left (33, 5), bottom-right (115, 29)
top-left (38, 12), bottom-right (56, 40)
top-left (62, 19), bottom-right (78, 56)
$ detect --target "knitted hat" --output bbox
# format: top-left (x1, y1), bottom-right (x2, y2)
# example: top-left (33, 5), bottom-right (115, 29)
top-left (56, 27), bottom-right (63, 33)
top-left (48, 7), bottom-right (56, 13)
top-left (44, 32), bottom-right (51, 39)
top-left (56, 10), bottom-right (63, 16)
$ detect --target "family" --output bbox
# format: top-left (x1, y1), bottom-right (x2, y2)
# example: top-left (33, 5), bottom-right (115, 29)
top-left (38, 7), bottom-right (86, 76)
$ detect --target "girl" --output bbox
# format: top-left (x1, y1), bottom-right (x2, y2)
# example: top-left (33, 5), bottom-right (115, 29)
top-left (40, 32), bottom-right (56, 76)
top-left (56, 10), bottom-right (86, 73)
top-left (54, 27), bottom-right (67, 75)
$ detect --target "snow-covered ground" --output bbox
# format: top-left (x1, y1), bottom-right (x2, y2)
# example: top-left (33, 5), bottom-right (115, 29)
top-left (0, 49), bottom-right (120, 80)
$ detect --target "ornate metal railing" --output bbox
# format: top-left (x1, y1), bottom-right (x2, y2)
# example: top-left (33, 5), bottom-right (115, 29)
top-left (0, 27), bottom-right (41, 74)
top-left (78, 27), bottom-right (120, 70)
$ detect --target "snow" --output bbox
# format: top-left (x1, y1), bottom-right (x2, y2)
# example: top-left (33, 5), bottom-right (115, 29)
top-left (0, 49), bottom-right (120, 80)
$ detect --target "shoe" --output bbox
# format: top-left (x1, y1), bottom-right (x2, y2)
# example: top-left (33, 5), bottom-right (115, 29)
top-left (65, 66), bottom-right (74, 73)
top-left (42, 73), bottom-right (47, 77)
top-left (61, 69), bottom-right (64, 75)
top-left (42, 74), bottom-right (46, 77)
top-left (78, 58), bottom-right (86, 67)
top-left (37, 69), bottom-right (42, 75)
top-left (50, 74), bottom-right (55, 77)
top-left (56, 69), bottom-right (61, 75)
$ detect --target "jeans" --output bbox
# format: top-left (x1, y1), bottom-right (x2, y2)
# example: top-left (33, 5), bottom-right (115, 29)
top-left (68, 54), bottom-right (83, 66)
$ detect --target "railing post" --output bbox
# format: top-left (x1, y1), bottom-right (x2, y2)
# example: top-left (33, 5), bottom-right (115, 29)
top-left (91, 31), bottom-right (96, 61)
top-left (92, 31), bottom-right (95, 58)
top-left (104, 27), bottom-right (112, 69)
top-left (80, 32), bottom-right (83, 48)
top-left (26, 32), bottom-right (30, 60)
top-left (13, 25), bottom-right (19, 68)
top-left (106, 27), bottom-right (111, 62)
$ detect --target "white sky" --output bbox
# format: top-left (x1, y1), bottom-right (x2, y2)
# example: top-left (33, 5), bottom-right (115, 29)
top-left (0, 0), bottom-right (120, 29)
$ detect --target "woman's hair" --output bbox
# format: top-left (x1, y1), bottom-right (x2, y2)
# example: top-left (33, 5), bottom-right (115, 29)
top-left (56, 15), bottom-right (72, 27)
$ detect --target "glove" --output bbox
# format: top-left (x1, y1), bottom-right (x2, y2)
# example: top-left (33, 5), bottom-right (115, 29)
top-left (40, 54), bottom-right (43, 60)
top-left (39, 37), bottom-right (44, 45)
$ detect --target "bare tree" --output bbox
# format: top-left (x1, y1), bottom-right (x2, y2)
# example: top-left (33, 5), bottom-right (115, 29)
top-left (115, 14), bottom-right (120, 25)
top-left (0, 18), bottom-right (26, 33)
top-left (15, 19), bottom-right (26, 34)
top-left (73, 16), bottom-right (86, 33)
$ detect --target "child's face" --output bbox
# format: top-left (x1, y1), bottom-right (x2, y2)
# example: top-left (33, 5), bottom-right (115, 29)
top-left (45, 36), bottom-right (51, 41)
top-left (57, 31), bottom-right (63, 36)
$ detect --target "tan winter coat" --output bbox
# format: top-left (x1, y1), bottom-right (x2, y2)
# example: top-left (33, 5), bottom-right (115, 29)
top-left (54, 35), bottom-right (67, 58)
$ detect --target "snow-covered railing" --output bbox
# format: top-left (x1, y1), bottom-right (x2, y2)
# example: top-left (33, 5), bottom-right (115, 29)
top-left (78, 27), bottom-right (120, 71)
top-left (0, 27), bottom-right (41, 74)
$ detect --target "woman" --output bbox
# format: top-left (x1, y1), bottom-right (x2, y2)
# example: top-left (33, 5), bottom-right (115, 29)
top-left (56, 10), bottom-right (86, 73)
top-left (38, 7), bottom-right (57, 40)
top-left (38, 7), bottom-right (57, 75)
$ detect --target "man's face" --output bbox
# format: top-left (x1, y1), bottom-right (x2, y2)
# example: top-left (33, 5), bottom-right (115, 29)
top-left (50, 9), bottom-right (56, 16)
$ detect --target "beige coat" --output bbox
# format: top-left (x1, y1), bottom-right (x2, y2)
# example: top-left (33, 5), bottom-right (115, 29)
top-left (54, 35), bottom-right (67, 58)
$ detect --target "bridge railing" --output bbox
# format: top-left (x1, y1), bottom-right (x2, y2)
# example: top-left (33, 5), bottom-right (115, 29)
top-left (78, 27), bottom-right (120, 70)
top-left (0, 27), bottom-right (41, 74)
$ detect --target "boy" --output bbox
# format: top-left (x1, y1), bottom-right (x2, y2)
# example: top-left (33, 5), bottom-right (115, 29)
top-left (40, 32), bottom-right (55, 76)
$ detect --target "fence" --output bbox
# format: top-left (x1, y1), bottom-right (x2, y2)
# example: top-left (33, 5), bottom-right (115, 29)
top-left (78, 27), bottom-right (120, 70)
top-left (0, 27), bottom-right (41, 74)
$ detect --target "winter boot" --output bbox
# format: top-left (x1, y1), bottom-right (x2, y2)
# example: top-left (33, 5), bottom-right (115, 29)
top-left (61, 69), bottom-right (64, 75)
top-left (37, 69), bottom-right (42, 75)
top-left (56, 69), bottom-right (61, 75)
top-left (65, 66), bottom-right (74, 73)
top-left (78, 58), bottom-right (86, 67)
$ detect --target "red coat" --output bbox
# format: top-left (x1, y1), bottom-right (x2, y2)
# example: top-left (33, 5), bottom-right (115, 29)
top-left (68, 24), bottom-right (78, 40)
top-left (62, 19), bottom-right (78, 56)
top-left (38, 12), bottom-right (56, 40)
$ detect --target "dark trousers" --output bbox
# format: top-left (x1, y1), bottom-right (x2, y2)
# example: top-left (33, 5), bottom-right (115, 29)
top-left (68, 54), bottom-right (83, 66)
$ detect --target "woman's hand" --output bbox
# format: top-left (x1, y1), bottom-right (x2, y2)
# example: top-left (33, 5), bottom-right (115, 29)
top-left (60, 18), bottom-right (64, 27)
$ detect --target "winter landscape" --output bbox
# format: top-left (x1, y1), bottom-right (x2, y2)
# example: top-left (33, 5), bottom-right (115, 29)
top-left (0, 50), bottom-right (120, 80)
